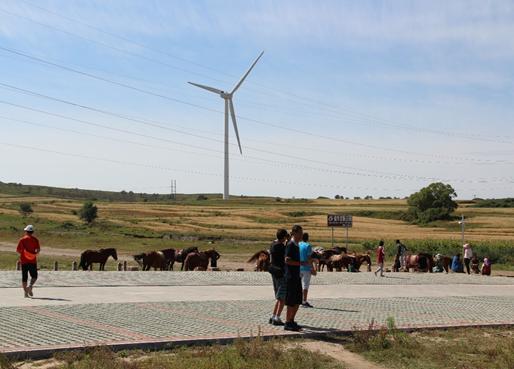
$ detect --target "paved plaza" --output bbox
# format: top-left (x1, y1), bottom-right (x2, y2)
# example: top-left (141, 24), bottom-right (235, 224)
top-left (0, 271), bottom-right (513, 357)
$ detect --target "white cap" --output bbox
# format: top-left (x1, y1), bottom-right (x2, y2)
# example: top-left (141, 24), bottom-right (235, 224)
top-left (24, 225), bottom-right (34, 232)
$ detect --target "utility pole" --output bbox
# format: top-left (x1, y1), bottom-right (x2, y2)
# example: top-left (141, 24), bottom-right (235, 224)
top-left (170, 179), bottom-right (177, 200)
top-left (458, 214), bottom-right (465, 245)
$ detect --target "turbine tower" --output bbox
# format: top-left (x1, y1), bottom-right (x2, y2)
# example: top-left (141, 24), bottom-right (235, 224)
top-left (188, 51), bottom-right (264, 200)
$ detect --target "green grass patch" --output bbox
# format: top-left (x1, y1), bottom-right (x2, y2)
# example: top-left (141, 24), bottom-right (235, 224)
top-left (8, 338), bottom-right (343, 369)
top-left (346, 321), bottom-right (514, 369)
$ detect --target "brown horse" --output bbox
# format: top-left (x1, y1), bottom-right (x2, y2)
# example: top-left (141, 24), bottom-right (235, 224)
top-left (327, 253), bottom-right (371, 272)
top-left (160, 248), bottom-right (176, 270)
top-left (175, 246), bottom-right (199, 271)
top-left (133, 251), bottom-right (168, 271)
top-left (184, 249), bottom-right (220, 271)
top-left (79, 248), bottom-right (118, 271)
top-left (315, 247), bottom-right (347, 271)
top-left (405, 253), bottom-right (434, 272)
top-left (247, 250), bottom-right (270, 271)
top-left (353, 253), bottom-right (372, 272)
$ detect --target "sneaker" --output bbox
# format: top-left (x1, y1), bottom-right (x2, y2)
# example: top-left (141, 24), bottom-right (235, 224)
top-left (27, 286), bottom-right (33, 297)
top-left (272, 317), bottom-right (285, 326)
top-left (302, 302), bottom-right (313, 308)
top-left (269, 317), bottom-right (273, 324)
top-left (284, 322), bottom-right (300, 332)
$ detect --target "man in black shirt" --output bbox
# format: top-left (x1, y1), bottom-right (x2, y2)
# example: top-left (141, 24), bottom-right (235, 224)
top-left (269, 228), bottom-right (289, 326)
top-left (284, 224), bottom-right (306, 331)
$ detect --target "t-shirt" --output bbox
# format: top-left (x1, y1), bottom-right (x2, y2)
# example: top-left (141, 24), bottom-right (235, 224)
top-left (396, 243), bottom-right (407, 256)
top-left (269, 240), bottom-right (285, 272)
top-left (16, 235), bottom-right (40, 265)
top-left (463, 246), bottom-right (473, 259)
top-left (285, 240), bottom-right (300, 279)
top-left (299, 241), bottom-right (312, 273)
top-left (376, 246), bottom-right (385, 263)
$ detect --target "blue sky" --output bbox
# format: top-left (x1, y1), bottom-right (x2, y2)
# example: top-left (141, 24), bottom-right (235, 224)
top-left (0, 0), bottom-right (513, 199)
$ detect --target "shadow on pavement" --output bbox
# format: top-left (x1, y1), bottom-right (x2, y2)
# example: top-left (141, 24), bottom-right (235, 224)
top-left (30, 297), bottom-right (71, 301)
top-left (311, 307), bottom-right (359, 313)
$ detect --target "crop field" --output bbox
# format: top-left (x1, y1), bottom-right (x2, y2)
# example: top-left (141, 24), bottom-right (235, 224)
top-left (0, 192), bottom-right (513, 270)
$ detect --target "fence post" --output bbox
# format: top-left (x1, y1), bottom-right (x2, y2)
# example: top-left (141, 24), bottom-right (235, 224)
top-left (54, 261), bottom-right (59, 271)
top-left (72, 261), bottom-right (77, 271)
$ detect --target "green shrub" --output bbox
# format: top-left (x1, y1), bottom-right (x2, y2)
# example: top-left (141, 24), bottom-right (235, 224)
top-left (407, 183), bottom-right (458, 223)
top-left (79, 201), bottom-right (98, 224)
top-left (18, 202), bottom-right (33, 216)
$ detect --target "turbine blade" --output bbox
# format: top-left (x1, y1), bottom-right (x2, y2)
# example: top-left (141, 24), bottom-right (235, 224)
top-left (230, 51), bottom-right (264, 95)
top-left (229, 99), bottom-right (243, 154)
top-left (188, 82), bottom-right (223, 95)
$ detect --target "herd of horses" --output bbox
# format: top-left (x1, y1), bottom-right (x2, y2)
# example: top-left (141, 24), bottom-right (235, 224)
top-left (78, 247), bottom-right (220, 271)
top-left (247, 246), bottom-right (456, 273)
top-left (77, 245), bottom-right (453, 274)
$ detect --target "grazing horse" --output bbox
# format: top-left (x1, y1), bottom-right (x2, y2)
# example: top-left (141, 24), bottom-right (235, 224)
top-left (79, 248), bottom-right (118, 271)
top-left (405, 253), bottom-right (434, 272)
top-left (175, 246), bottom-right (199, 271)
top-left (315, 247), bottom-right (347, 271)
top-left (133, 251), bottom-right (167, 271)
top-left (160, 248), bottom-right (176, 270)
top-left (247, 250), bottom-right (270, 271)
top-left (326, 254), bottom-right (354, 272)
top-left (184, 249), bottom-right (220, 271)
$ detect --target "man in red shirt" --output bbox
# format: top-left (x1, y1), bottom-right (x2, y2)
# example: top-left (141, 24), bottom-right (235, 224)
top-left (16, 225), bottom-right (40, 298)
top-left (374, 240), bottom-right (385, 277)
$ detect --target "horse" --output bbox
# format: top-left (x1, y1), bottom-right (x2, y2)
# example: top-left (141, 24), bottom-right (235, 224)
top-left (405, 253), bottom-right (434, 272)
top-left (79, 248), bottom-right (118, 271)
top-left (326, 252), bottom-right (371, 272)
top-left (184, 249), bottom-right (220, 271)
top-left (315, 247), bottom-right (347, 271)
top-left (326, 254), bottom-right (354, 271)
top-left (353, 253), bottom-right (372, 272)
top-left (247, 250), bottom-right (270, 271)
top-left (160, 248), bottom-right (176, 270)
top-left (133, 251), bottom-right (168, 271)
top-left (175, 246), bottom-right (199, 271)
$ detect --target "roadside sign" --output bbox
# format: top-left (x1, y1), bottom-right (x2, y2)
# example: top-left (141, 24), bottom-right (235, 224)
top-left (327, 214), bottom-right (353, 228)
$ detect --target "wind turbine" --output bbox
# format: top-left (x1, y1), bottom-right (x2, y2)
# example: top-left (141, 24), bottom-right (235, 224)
top-left (188, 51), bottom-right (264, 200)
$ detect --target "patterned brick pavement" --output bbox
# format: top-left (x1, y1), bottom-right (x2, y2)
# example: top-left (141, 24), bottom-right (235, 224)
top-left (0, 271), bottom-right (512, 288)
top-left (1, 296), bottom-right (513, 355)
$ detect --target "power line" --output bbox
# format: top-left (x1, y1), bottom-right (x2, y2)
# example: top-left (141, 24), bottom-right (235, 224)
top-left (4, 3), bottom-right (510, 143)
top-left (2, 81), bottom-right (509, 168)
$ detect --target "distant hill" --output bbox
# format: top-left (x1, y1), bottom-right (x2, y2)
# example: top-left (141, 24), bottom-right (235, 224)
top-left (0, 181), bottom-right (220, 202)
top-left (473, 198), bottom-right (514, 208)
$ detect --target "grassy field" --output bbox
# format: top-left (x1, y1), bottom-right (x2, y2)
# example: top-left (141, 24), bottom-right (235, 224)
top-left (345, 323), bottom-right (514, 369)
top-left (4, 327), bottom-right (513, 369)
top-left (1, 188), bottom-right (513, 269)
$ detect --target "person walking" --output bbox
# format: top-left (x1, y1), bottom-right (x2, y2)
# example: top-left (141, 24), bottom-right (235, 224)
top-left (374, 240), bottom-right (385, 277)
top-left (268, 228), bottom-right (289, 326)
top-left (299, 232), bottom-right (315, 308)
top-left (16, 225), bottom-right (40, 298)
top-left (284, 224), bottom-right (306, 331)
top-left (463, 243), bottom-right (473, 275)
top-left (396, 239), bottom-right (407, 271)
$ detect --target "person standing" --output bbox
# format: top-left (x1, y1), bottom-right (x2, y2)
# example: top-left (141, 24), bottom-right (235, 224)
top-left (16, 225), bottom-right (40, 298)
top-left (268, 228), bottom-right (289, 326)
top-left (396, 239), bottom-right (407, 271)
top-left (374, 240), bottom-right (385, 277)
top-left (463, 243), bottom-right (473, 275)
top-left (299, 232), bottom-right (315, 308)
top-left (284, 224), bottom-right (305, 331)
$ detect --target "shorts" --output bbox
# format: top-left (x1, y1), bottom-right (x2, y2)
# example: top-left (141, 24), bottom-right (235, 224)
top-left (272, 275), bottom-right (286, 300)
top-left (300, 271), bottom-right (311, 290)
top-left (284, 276), bottom-right (302, 307)
top-left (21, 263), bottom-right (38, 283)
